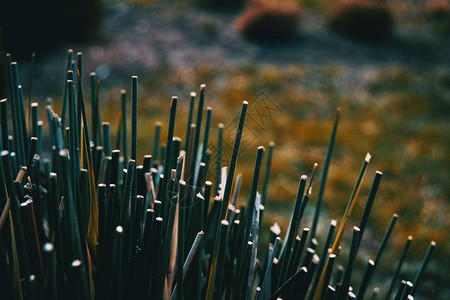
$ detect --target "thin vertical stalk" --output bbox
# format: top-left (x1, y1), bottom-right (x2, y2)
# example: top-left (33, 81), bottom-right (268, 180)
top-left (152, 122), bottom-right (162, 166)
top-left (184, 92), bottom-right (196, 151)
top-left (357, 259), bottom-right (375, 300)
top-left (214, 123), bottom-right (223, 196)
top-left (310, 108), bottom-right (340, 241)
top-left (1, 99), bottom-right (10, 151)
top-left (121, 90), bottom-right (128, 166)
top-left (278, 175), bottom-right (308, 286)
top-left (102, 122), bottom-right (111, 157)
top-left (221, 100), bottom-right (248, 220)
top-left (261, 141), bottom-right (274, 209)
top-left (161, 97), bottom-right (178, 208)
top-left (339, 227), bottom-right (361, 300)
top-left (410, 241), bottom-right (436, 296)
top-left (357, 171), bottom-right (383, 251)
top-left (307, 220), bottom-right (337, 300)
top-left (61, 50), bottom-right (74, 134)
top-left (384, 236), bottom-right (413, 300)
top-left (188, 85), bottom-right (205, 190)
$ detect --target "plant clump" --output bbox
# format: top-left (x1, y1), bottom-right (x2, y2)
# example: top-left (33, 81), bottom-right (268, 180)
top-left (0, 50), bottom-right (438, 300)
top-left (235, 0), bottom-right (302, 41)
top-left (329, 0), bottom-right (394, 41)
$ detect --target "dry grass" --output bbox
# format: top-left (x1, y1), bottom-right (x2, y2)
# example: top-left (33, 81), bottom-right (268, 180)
top-left (329, 0), bottom-right (394, 41)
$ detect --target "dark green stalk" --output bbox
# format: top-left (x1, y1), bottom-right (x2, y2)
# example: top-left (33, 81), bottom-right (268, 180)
top-left (121, 90), bottom-right (128, 166)
top-left (58, 149), bottom-right (90, 298)
top-left (269, 267), bottom-right (308, 300)
top-left (42, 243), bottom-right (57, 299)
top-left (201, 107), bottom-right (212, 161)
top-left (260, 237), bottom-right (281, 300)
top-left (240, 146), bottom-right (264, 263)
top-left (0, 99), bottom-right (9, 151)
top-left (212, 220), bottom-right (230, 300)
top-left (152, 122), bottom-right (161, 166)
top-left (221, 100), bottom-right (248, 220)
top-left (287, 228), bottom-right (309, 279)
top-left (17, 85), bottom-right (29, 154)
top-left (188, 85), bottom-right (205, 190)
top-left (393, 280), bottom-right (407, 300)
top-left (10, 63), bottom-right (27, 167)
top-left (76, 53), bottom-right (84, 144)
top-left (111, 226), bottom-right (124, 299)
top-left (184, 92), bottom-right (196, 151)
top-left (27, 53), bottom-right (35, 139)
top-left (320, 254), bottom-right (337, 300)
top-left (400, 281), bottom-right (413, 300)
top-left (410, 241), bottom-right (436, 296)
top-left (261, 141), bottom-right (274, 209)
top-left (246, 193), bottom-right (262, 300)
top-left (310, 108), bottom-right (340, 241)
top-left (231, 174), bottom-right (242, 207)
top-left (67, 80), bottom-right (80, 207)
top-left (2, 151), bottom-right (31, 279)
top-left (31, 102), bottom-right (38, 138)
top-left (170, 232), bottom-right (204, 300)
top-left (90, 72), bottom-right (98, 146)
top-left (161, 97), bottom-right (178, 208)
top-left (120, 159), bottom-right (136, 226)
top-left (384, 236), bottom-right (413, 300)
top-left (339, 226), bottom-right (361, 299)
top-left (214, 123), bottom-right (223, 196)
top-left (7, 56), bottom-right (21, 167)
top-left (308, 220), bottom-right (337, 300)
top-left (131, 76), bottom-right (138, 162)
top-left (357, 259), bottom-right (375, 300)
top-left (374, 214), bottom-right (398, 266)
top-left (61, 50), bottom-right (74, 134)
top-left (234, 241), bottom-right (253, 300)
top-left (203, 181), bottom-right (212, 221)
top-left (102, 122), bottom-right (111, 157)
top-left (357, 171), bottom-right (383, 251)
top-left (175, 181), bottom-right (186, 300)
top-left (77, 52), bottom-right (83, 83)
top-left (278, 175), bottom-right (308, 286)
top-left (324, 285), bottom-right (336, 300)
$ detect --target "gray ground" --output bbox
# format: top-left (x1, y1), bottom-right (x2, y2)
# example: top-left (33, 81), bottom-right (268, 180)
top-left (22, 2), bottom-right (449, 100)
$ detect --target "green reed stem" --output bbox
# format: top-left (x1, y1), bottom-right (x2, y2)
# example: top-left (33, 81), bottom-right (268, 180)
top-left (121, 90), bottom-right (128, 166)
top-left (0, 99), bottom-right (9, 151)
top-left (384, 236), bottom-right (413, 300)
top-left (214, 123), bottom-right (223, 196)
top-left (357, 171), bottom-right (383, 251)
top-left (102, 122), bottom-right (111, 157)
top-left (410, 241), bottom-right (436, 296)
top-left (310, 108), bottom-right (340, 241)
top-left (221, 100), bottom-right (248, 220)
top-left (339, 226), bottom-right (361, 299)
top-left (61, 50), bottom-right (73, 134)
top-left (161, 97), bottom-right (178, 207)
top-left (261, 141), bottom-right (274, 209)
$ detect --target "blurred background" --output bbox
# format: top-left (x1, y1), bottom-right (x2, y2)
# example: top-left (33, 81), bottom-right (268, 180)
top-left (1, 0), bottom-right (449, 298)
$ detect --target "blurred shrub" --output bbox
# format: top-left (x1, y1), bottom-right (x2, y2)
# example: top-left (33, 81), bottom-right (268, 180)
top-left (426, 0), bottom-right (450, 19)
top-left (235, 0), bottom-right (301, 41)
top-left (426, 0), bottom-right (450, 33)
top-left (0, 0), bottom-right (103, 59)
top-left (329, 0), bottom-right (394, 41)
